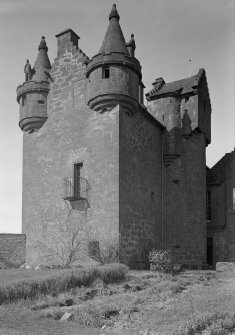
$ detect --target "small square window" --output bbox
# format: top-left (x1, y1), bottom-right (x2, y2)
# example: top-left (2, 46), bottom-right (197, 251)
top-left (102, 67), bottom-right (110, 79)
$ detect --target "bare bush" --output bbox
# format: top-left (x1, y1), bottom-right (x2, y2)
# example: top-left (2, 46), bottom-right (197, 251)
top-left (89, 241), bottom-right (119, 265)
top-left (33, 205), bottom-right (92, 268)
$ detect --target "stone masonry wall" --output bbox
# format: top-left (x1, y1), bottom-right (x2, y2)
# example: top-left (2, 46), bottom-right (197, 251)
top-left (146, 79), bottom-right (210, 268)
top-left (207, 231), bottom-right (227, 266)
top-left (22, 37), bottom-right (119, 265)
top-left (208, 150), bottom-right (235, 264)
top-left (87, 66), bottom-right (139, 103)
top-left (0, 234), bottom-right (26, 268)
top-left (163, 133), bottom-right (207, 267)
top-left (225, 152), bottom-right (235, 261)
top-left (119, 106), bottom-right (163, 268)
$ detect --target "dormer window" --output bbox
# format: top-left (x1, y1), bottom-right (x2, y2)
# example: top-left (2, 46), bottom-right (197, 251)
top-left (102, 66), bottom-right (110, 79)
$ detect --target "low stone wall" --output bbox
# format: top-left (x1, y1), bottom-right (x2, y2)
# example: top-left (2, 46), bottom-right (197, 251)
top-left (0, 234), bottom-right (26, 268)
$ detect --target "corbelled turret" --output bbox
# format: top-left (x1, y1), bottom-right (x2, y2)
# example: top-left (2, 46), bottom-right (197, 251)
top-left (86, 4), bottom-right (142, 114)
top-left (16, 37), bottom-right (51, 133)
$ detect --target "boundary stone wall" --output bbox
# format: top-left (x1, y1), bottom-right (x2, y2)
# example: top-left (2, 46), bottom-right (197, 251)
top-left (0, 234), bottom-right (26, 268)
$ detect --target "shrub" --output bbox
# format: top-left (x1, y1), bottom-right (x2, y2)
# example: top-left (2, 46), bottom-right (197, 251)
top-left (89, 242), bottom-right (119, 265)
top-left (0, 263), bottom-right (128, 304)
top-left (173, 313), bottom-right (235, 335)
top-left (149, 249), bottom-right (174, 274)
top-left (74, 303), bottom-right (104, 327)
top-left (41, 308), bottom-right (64, 320)
top-left (73, 302), bottom-right (120, 327)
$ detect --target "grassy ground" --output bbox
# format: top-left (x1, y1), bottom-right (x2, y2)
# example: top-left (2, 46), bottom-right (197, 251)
top-left (0, 267), bottom-right (235, 335)
top-left (0, 268), bottom-right (69, 286)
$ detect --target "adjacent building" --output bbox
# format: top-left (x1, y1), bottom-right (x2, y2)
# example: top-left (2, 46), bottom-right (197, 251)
top-left (207, 149), bottom-right (235, 266)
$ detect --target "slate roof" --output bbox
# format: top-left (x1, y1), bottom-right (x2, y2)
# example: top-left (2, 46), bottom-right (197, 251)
top-left (207, 149), bottom-right (235, 185)
top-left (31, 37), bottom-right (51, 82)
top-left (86, 5), bottom-right (142, 79)
top-left (146, 68), bottom-right (205, 100)
top-left (99, 4), bottom-right (129, 56)
top-left (211, 149), bottom-right (235, 171)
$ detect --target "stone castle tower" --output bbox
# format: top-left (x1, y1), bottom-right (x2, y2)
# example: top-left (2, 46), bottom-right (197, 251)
top-left (16, 5), bottom-right (211, 268)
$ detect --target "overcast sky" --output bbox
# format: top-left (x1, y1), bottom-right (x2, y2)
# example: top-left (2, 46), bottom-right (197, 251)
top-left (0, 0), bottom-right (234, 233)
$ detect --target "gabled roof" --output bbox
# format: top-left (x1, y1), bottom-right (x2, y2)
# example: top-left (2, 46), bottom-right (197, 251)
top-left (211, 149), bottom-right (235, 171)
top-left (207, 149), bottom-right (235, 185)
top-left (146, 68), bottom-right (205, 100)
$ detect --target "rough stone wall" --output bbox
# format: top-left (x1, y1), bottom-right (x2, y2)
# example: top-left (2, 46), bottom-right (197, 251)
top-left (163, 133), bottom-right (207, 267)
top-left (147, 89), bottom-right (208, 267)
top-left (0, 234), bottom-right (26, 268)
top-left (197, 74), bottom-right (211, 144)
top-left (20, 91), bottom-right (48, 121)
top-left (87, 66), bottom-right (139, 103)
top-left (148, 94), bottom-right (198, 134)
top-left (208, 150), bottom-right (235, 264)
top-left (226, 152), bottom-right (235, 261)
top-left (207, 182), bottom-right (226, 229)
top-left (207, 231), bottom-right (227, 266)
top-left (22, 37), bottom-right (119, 265)
top-left (119, 106), bottom-right (163, 268)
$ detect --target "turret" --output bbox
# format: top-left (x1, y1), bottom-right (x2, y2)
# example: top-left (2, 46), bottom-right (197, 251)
top-left (86, 4), bottom-right (142, 114)
top-left (16, 37), bottom-right (51, 133)
top-left (146, 69), bottom-right (211, 165)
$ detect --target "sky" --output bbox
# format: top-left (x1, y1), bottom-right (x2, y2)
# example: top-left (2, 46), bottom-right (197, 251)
top-left (0, 0), bottom-right (234, 233)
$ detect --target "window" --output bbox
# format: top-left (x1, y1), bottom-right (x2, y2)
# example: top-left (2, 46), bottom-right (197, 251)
top-left (185, 97), bottom-right (189, 103)
top-left (22, 95), bottom-right (26, 106)
top-left (206, 190), bottom-right (211, 221)
top-left (207, 237), bottom-right (213, 266)
top-left (233, 188), bottom-right (235, 209)
top-left (74, 163), bottom-right (83, 197)
top-left (88, 241), bottom-right (100, 258)
top-left (102, 66), bottom-right (110, 79)
top-left (38, 100), bottom-right (45, 104)
top-left (151, 191), bottom-right (155, 201)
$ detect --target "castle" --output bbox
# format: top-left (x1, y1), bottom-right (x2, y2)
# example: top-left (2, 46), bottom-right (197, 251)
top-left (16, 5), bottom-right (235, 269)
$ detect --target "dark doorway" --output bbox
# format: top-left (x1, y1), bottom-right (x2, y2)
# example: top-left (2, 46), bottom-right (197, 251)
top-left (74, 163), bottom-right (83, 197)
top-left (207, 237), bottom-right (213, 266)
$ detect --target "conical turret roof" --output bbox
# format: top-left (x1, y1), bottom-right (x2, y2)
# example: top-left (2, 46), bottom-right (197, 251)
top-left (31, 36), bottom-right (51, 82)
top-left (99, 4), bottom-right (129, 55)
top-left (86, 4), bottom-right (142, 80)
